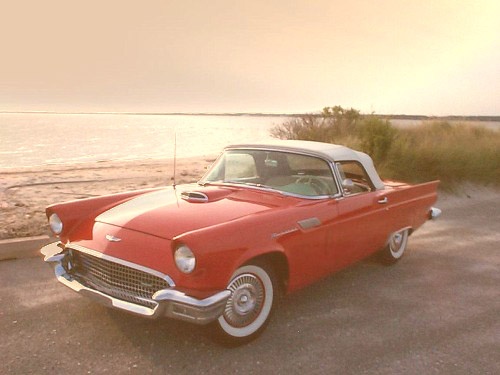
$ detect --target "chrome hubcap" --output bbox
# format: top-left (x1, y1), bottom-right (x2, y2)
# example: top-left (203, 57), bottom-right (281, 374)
top-left (224, 273), bottom-right (264, 327)
top-left (389, 230), bottom-right (407, 259)
top-left (391, 232), bottom-right (403, 251)
top-left (233, 286), bottom-right (256, 314)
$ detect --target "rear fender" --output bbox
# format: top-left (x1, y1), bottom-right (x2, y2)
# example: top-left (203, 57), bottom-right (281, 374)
top-left (379, 180), bottom-right (439, 233)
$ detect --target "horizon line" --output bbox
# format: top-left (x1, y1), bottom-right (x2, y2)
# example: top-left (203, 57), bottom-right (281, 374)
top-left (0, 110), bottom-right (499, 120)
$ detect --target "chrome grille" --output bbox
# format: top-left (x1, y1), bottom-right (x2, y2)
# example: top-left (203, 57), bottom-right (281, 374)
top-left (68, 249), bottom-right (171, 309)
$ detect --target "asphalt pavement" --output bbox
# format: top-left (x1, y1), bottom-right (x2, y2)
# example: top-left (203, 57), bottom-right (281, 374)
top-left (1, 191), bottom-right (499, 374)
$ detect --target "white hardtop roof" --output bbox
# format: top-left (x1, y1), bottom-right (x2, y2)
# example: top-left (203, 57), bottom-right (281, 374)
top-left (225, 140), bottom-right (385, 190)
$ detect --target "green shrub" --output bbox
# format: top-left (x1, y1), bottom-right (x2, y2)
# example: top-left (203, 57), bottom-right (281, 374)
top-left (271, 106), bottom-right (363, 145)
top-left (357, 117), bottom-right (396, 165)
top-left (270, 115), bottom-right (334, 142)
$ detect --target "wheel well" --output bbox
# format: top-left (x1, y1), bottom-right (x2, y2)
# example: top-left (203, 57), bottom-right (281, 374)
top-left (244, 252), bottom-right (289, 292)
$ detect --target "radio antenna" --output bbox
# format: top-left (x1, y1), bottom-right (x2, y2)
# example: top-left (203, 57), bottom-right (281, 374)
top-left (172, 131), bottom-right (177, 189)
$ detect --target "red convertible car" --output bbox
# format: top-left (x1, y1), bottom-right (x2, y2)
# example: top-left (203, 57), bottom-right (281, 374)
top-left (41, 140), bottom-right (441, 345)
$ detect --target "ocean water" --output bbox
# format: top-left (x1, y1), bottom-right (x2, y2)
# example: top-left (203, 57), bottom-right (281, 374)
top-left (0, 113), bottom-right (283, 170)
top-left (1, 113), bottom-right (498, 170)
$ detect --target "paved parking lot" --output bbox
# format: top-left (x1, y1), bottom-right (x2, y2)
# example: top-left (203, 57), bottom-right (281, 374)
top-left (1, 190), bottom-right (499, 374)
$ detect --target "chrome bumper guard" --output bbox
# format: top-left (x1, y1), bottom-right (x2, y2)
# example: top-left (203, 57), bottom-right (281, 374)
top-left (429, 207), bottom-right (442, 220)
top-left (41, 242), bottom-right (230, 325)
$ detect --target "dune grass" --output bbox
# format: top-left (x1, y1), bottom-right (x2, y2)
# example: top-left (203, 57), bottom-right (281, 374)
top-left (271, 110), bottom-right (500, 190)
top-left (381, 122), bottom-right (500, 189)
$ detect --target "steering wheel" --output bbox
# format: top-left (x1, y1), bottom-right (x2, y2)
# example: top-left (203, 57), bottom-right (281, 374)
top-left (295, 176), bottom-right (332, 195)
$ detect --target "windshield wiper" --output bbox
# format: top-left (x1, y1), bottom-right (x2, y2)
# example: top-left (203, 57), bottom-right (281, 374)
top-left (224, 180), bottom-right (284, 192)
top-left (199, 180), bottom-right (280, 192)
top-left (223, 180), bottom-right (264, 187)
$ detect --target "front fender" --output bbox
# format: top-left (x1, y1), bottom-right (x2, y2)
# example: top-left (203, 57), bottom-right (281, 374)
top-left (171, 214), bottom-right (291, 296)
top-left (47, 187), bottom-right (163, 240)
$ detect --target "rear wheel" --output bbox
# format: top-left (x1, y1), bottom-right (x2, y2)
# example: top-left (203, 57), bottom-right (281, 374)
top-left (381, 228), bottom-right (409, 264)
top-left (213, 262), bottom-right (279, 346)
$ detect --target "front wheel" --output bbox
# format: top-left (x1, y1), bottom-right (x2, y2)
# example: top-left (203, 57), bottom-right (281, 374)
top-left (212, 262), bottom-right (279, 346)
top-left (380, 228), bottom-right (409, 264)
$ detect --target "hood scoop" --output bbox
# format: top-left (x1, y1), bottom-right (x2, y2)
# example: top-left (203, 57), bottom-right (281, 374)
top-left (180, 191), bottom-right (209, 203)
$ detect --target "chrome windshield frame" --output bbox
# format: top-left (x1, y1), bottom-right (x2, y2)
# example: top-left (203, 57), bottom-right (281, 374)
top-left (198, 147), bottom-right (343, 200)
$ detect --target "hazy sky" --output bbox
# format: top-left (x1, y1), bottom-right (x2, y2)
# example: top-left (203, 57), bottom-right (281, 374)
top-left (1, 1), bottom-right (499, 115)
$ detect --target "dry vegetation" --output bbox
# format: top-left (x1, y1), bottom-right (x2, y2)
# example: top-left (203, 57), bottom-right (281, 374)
top-left (271, 106), bottom-right (500, 190)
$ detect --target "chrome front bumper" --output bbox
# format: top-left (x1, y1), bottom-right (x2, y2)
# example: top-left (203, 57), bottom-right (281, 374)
top-left (41, 242), bottom-right (230, 325)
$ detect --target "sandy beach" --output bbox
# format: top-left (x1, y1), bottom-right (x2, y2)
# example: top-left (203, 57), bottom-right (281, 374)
top-left (0, 157), bottom-right (216, 240)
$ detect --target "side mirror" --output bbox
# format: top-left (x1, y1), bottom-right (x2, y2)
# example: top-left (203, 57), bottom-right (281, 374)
top-left (342, 178), bottom-right (354, 194)
top-left (264, 158), bottom-right (278, 167)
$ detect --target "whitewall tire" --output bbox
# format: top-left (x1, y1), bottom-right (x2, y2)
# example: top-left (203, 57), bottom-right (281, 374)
top-left (381, 228), bottom-right (409, 264)
top-left (213, 262), bottom-right (278, 345)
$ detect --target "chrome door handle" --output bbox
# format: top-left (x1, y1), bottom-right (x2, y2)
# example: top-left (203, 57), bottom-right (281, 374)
top-left (378, 197), bottom-right (388, 204)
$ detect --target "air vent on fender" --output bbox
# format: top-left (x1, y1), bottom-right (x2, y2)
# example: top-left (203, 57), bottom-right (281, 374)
top-left (180, 191), bottom-right (209, 203)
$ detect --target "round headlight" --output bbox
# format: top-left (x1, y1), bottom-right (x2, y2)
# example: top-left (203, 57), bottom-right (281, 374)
top-left (49, 213), bottom-right (63, 235)
top-left (174, 245), bottom-right (196, 274)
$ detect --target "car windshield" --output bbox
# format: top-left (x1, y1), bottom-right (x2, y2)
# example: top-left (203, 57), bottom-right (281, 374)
top-left (201, 149), bottom-right (338, 197)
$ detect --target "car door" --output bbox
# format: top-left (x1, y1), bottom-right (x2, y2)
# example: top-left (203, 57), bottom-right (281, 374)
top-left (269, 152), bottom-right (341, 291)
top-left (277, 198), bottom-right (339, 291)
top-left (326, 161), bottom-right (391, 271)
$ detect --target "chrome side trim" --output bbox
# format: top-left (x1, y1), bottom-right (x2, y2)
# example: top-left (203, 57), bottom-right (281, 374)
top-left (66, 243), bottom-right (175, 287)
top-left (271, 227), bottom-right (299, 239)
top-left (41, 242), bottom-right (230, 324)
top-left (429, 207), bottom-right (442, 220)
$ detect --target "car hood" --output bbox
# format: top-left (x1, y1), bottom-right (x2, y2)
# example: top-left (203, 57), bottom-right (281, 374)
top-left (95, 184), bottom-right (286, 239)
